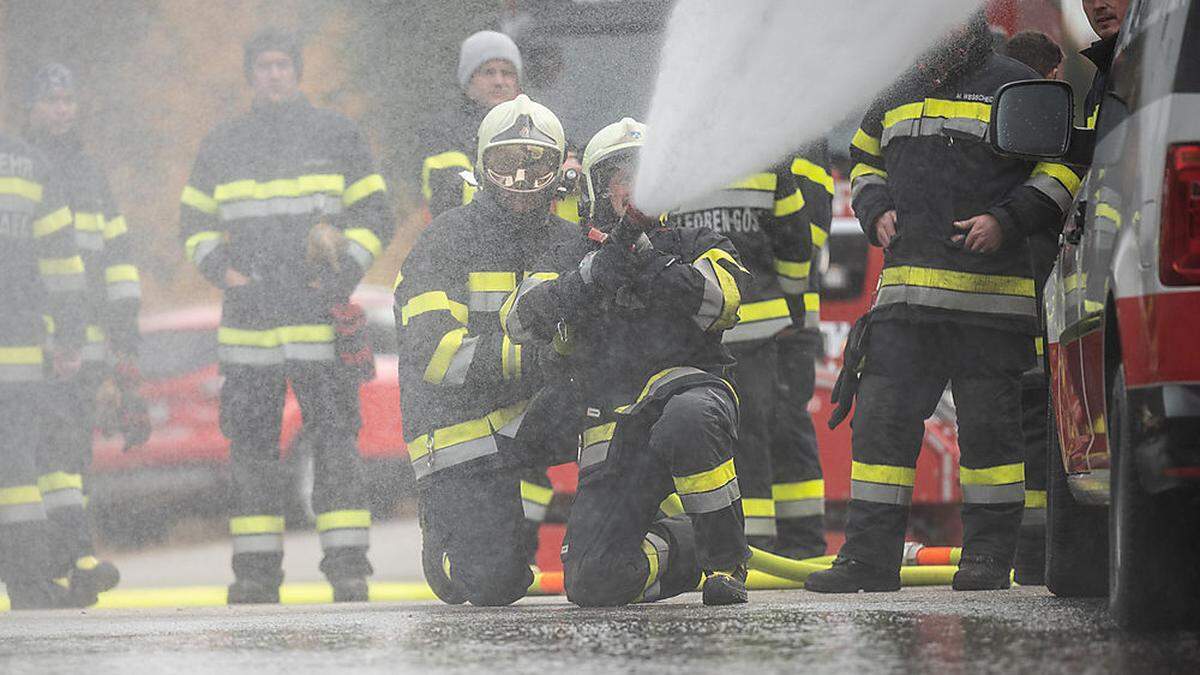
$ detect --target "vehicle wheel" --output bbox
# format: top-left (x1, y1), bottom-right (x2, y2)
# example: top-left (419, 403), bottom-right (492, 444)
top-left (1045, 402), bottom-right (1108, 597)
top-left (1109, 366), bottom-right (1200, 629)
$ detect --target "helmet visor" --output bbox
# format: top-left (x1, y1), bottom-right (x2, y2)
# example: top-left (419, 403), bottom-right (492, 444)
top-left (483, 143), bottom-right (561, 193)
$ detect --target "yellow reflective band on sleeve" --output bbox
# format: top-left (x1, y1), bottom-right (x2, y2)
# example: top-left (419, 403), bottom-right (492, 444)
top-left (229, 515), bottom-right (285, 535)
top-left (525, 271), bottom-right (559, 281)
top-left (851, 129), bottom-right (883, 157)
top-left (0, 346), bottom-right (44, 365)
top-left (742, 497), bottom-right (776, 518)
top-left (0, 485), bottom-right (43, 506)
top-left (86, 325), bottom-right (106, 343)
top-left (218, 327), bottom-right (280, 348)
top-left (422, 151), bottom-right (474, 200)
top-left (883, 102), bottom-right (925, 128)
top-left (773, 258), bottom-right (811, 280)
top-left (181, 185), bottom-right (218, 215)
top-left (673, 458), bottom-right (737, 495)
top-left (424, 327), bottom-right (468, 384)
top-left (1095, 203), bottom-right (1122, 228)
top-left (811, 224), bottom-right (829, 248)
top-left (851, 461), bottom-right (916, 487)
top-left (520, 481), bottom-right (554, 506)
top-left (850, 163), bottom-right (888, 182)
top-left (1035, 336), bottom-right (1045, 356)
top-left (1025, 489), bottom-right (1047, 509)
top-left (737, 298), bottom-right (790, 322)
top-left (695, 248), bottom-right (745, 331)
top-left (468, 272), bottom-right (518, 292)
top-left (960, 463), bottom-right (1025, 485)
top-left (774, 189), bottom-right (805, 217)
top-left (772, 479), bottom-right (825, 501)
top-left (39, 256), bottom-right (85, 276)
top-left (103, 215), bottom-right (129, 240)
top-left (1087, 105), bottom-right (1100, 129)
top-left (880, 266), bottom-right (1034, 298)
top-left (105, 264), bottom-right (140, 284)
top-left (37, 472), bottom-right (83, 493)
top-left (1032, 162), bottom-right (1082, 196)
top-left (583, 422), bottom-right (617, 447)
top-left (922, 98), bottom-right (992, 123)
top-left (74, 212), bottom-right (103, 232)
top-left (729, 173), bottom-right (777, 192)
top-left (400, 291), bottom-right (469, 326)
top-left (344, 228), bottom-right (383, 258)
top-left (392, 269), bottom-right (404, 291)
top-left (792, 158), bottom-right (835, 195)
top-left (213, 174), bottom-right (344, 202)
top-left (804, 292), bottom-right (820, 312)
top-left (343, 174), bottom-right (386, 206)
top-left (659, 493), bottom-right (685, 517)
top-left (0, 176), bottom-right (43, 202)
top-left (33, 207), bottom-right (72, 238)
top-left (185, 231), bottom-right (222, 262)
top-left (315, 510), bottom-right (371, 532)
top-left (501, 335), bottom-right (522, 380)
top-left (641, 538), bottom-right (661, 594)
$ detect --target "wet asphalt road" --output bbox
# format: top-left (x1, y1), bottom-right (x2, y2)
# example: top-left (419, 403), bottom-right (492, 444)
top-left (2, 587), bottom-right (1198, 674)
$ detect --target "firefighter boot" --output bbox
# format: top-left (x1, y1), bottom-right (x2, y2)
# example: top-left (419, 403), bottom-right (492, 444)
top-left (68, 556), bottom-right (120, 606)
top-left (227, 578), bottom-right (281, 604)
top-left (6, 578), bottom-right (75, 610)
top-left (805, 557), bottom-right (901, 593)
top-left (702, 564), bottom-right (748, 606)
top-left (330, 577), bottom-right (369, 603)
top-left (952, 554), bottom-right (1012, 590)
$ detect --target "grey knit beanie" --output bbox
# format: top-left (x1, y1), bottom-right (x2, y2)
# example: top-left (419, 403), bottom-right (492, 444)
top-left (457, 30), bottom-right (523, 90)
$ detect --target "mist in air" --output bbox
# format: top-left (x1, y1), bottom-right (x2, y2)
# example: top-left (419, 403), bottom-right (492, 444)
top-left (634, 0), bottom-right (984, 213)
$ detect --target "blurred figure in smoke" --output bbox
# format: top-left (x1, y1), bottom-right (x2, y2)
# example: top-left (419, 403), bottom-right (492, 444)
top-left (807, 11), bottom-right (1078, 594)
top-left (394, 95), bottom-right (575, 606)
top-left (179, 29), bottom-right (394, 604)
top-left (1004, 31), bottom-right (1064, 79)
top-left (416, 30), bottom-right (524, 221)
top-left (0, 128), bottom-right (87, 609)
top-left (502, 118), bottom-right (754, 606)
top-left (22, 63), bottom-right (142, 606)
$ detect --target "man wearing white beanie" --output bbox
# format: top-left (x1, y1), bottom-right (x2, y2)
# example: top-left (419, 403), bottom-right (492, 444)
top-left (416, 30), bottom-right (523, 220)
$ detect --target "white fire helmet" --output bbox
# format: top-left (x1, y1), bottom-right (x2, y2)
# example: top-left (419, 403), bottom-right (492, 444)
top-left (476, 94), bottom-right (566, 194)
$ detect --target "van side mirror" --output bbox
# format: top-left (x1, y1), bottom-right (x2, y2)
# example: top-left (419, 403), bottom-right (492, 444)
top-left (989, 79), bottom-right (1074, 159)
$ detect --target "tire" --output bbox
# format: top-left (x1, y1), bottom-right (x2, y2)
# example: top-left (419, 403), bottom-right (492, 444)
top-left (1109, 366), bottom-right (1200, 629)
top-left (1045, 401), bottom-right (1109, 597)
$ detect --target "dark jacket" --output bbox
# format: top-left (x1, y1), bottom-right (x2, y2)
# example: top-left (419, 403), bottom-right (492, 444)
top-left (29, 130), bottom-right (140, 358)
top-left (849, 51), bottom-right (1075, 334)
top-left (414, 95), bottom-right (490, 219)
top-left (0, 132), bottom-right (85, 379)
top-left (1081, 35), bottom-right (1118, 129)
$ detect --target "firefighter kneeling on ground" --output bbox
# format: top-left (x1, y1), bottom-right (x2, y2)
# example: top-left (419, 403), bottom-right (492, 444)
top-left (394, 95), bottom-right (579, 606)
top-left (502, 118), bottom-right (753, 606)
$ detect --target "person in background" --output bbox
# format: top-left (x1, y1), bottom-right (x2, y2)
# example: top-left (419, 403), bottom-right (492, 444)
top-left (23, 63), bottom-right (142, 606)
top-left (1005, 31), bottom-right (1064, 79)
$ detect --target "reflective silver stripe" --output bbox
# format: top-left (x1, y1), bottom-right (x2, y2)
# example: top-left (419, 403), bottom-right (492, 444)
top-left (636, 367), bottom-right (708, 406)
top-left (579, 441), bottom-right (610, 470)
top-left (961, 482), bottom-right (1025, 504)
top-left (1021, 507), bottom-right (1046, 527)
top-left (522, 500), bottom-right (548, 523)
top-left (469, 291), bottom-right (509, 312)
top-left (851, 174), bottom-right (887, 201)
top-left (441, 335), bottom-right (479, 386)
top-left (281, 342), bottom-right (336, 361)
top-left (0, 502), bottom-right (47, 524)
top-left (578, 250), bottom-right (598, 286)
top-left (75, 230), bottom-right (105, 251)
top-left (41, 488), bottom-right (85, 510)
top-left (678, 479), bottom-right (740, 514)
top-left (875, 284), bottom-right (1037, 318)
top-left (803, 309), bottom-right (821, 330)
top-left (494, 410), bottom-right (525, 440)
top-left (776, 498), bottom-right (825, 519)
top-left (346, 240), bottom-right (375, 271)
top-left (1025, 173), bottom-right (1075, 213)
top-left (503, 276), bottom-right (552, 341)
top-left (677, 188), bottom-right (774, 212)
top-left (411, 435), bottom-right (500, 481)
top-left (778, 276), bottom-right (807, 295)
top-left (0, 364), bottom-right (44, 383)
top-left (642, 531), bottom-right (670, 602)
top-left (218, 344), bottom-right (285, 366)
top-left (744, 516), bottom-right (777, 537)
top-left (882, 116), bottom-right (988, 148)
top-left (319, 528), bottom-right (370, 550)
top-left (218, 194), bottom-right (342, 222)
top-left (722, 316), bottom-right (792, 343)
top-left (43, 274), bottom-right (87, 292)
top-left (0, 193), bottom-right (37, 214)
top-left (192, 237), bottom-right (220, 266)
top-left (232, 533), bottom-right (284, 554)
top-left (851, 480), bottom-right (913, 505)
top-left (691, 257), bottom-right (726, 331)
top-left (107, 280), bottom-right (142, 302)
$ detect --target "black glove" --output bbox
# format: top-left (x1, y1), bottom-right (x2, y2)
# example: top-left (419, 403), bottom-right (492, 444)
top-left (119, 392), bottom-right (152, 451)
top-left (579, 242), bottom-right (633, 292)
top-left (828, 312), bottom-right (873, 430)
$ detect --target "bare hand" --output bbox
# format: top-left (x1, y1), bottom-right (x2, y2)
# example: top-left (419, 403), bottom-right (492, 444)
top-left (224, 268), bottom-right (250, 287)
top-left (874, 210), bottom-right (898, 248)
top-left (307, 222), bottom-right (347, 274)
top-left (952, 214), bottom-right (1004, 254)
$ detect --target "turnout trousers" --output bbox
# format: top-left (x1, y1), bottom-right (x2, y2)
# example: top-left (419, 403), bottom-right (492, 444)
top-left (564, 380), bottom-right (749, 607)
top-left (218, 284), bottom-right (371, 587)
top-left (840, 319), bottom-right (1033, 571)
top-left (0, 382), bottom-right (60, 585)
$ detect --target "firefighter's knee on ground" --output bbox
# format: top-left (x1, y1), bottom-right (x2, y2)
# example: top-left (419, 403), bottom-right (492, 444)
top-left (564, 551), bottom-right (644, 607)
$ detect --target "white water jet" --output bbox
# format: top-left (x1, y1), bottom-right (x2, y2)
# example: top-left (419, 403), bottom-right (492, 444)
top-left (634, 0), bottom-right (983, 213)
